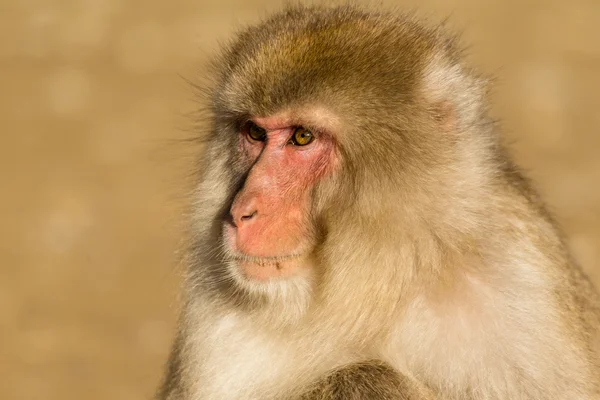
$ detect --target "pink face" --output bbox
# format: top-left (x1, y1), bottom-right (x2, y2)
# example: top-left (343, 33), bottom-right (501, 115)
top-left (224, 114), bottom-right (337, 281)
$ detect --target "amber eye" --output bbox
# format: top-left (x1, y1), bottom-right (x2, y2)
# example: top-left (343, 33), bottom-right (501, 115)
top-left (247, 122), bottom-right (266, 142)
top-left (291, 127), bottom-right (314, 146)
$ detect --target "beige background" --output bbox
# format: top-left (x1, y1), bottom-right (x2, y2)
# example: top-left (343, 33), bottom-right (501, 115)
top-left (1, 0), bottom-right (599, 399)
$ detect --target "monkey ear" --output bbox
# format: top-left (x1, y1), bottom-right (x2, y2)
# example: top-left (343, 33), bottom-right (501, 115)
top-left (421, 52), bottom-right (486, 133)
top-left (430, 100), bottom-right (457, 134)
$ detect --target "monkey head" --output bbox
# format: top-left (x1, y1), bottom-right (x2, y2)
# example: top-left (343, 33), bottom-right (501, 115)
top-left (193, 6), bottom-right (489, 308)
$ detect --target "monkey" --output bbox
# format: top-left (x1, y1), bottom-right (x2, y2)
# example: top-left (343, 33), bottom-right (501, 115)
top-left (157, 4), bottom-right (600, 400)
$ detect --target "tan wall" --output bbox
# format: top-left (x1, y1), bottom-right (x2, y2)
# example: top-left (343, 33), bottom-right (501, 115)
top-left (2, 1), bottom-right (599, 399)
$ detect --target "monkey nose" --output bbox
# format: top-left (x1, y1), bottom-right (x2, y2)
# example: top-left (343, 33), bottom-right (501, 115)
top-left (240, 210), bottom-right (257, 223)
top-left (230, 193), bottom-right (261, 228)
top-left (230, 206), bottom-right (258, 227)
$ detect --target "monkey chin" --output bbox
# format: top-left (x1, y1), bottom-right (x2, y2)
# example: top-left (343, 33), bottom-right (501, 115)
top-left (224, 256), bottom-right (315, 325)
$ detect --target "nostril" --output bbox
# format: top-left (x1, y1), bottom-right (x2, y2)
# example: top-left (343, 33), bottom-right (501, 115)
top-left (240, 210), bottom-right (257, 222)
top-left (230, 197), bottom-right (259, 227)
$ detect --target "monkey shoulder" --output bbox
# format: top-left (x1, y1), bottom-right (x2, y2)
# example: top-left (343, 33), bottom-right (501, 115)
top-left (385, 267), bottom-right (597, 397)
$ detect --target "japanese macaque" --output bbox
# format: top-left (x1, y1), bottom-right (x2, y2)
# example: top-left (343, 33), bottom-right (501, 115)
top-left (158, 5), bottom-right (600, 400)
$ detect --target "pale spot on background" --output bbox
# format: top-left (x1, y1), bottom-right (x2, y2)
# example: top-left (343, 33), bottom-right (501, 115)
top-left (520, 64), bottom-right (566, 113)
top-left (1, 0), bottom-right (599, 399)
top-left (46, 67), bottom-right (92, 115)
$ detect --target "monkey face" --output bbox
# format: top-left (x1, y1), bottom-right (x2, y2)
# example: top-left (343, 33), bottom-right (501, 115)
top-left (222, 113), bottom-right (338, 283)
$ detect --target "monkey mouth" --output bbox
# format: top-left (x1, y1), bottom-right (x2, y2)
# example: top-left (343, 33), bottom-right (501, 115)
top-left (224, 249), bottom-right (308, 281)
top-left (229, 252), bottom-right (303, 266)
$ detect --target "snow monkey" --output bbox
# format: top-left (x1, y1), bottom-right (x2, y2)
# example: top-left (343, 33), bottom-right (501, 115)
top-left (158, 4), bottom-right (600, 400)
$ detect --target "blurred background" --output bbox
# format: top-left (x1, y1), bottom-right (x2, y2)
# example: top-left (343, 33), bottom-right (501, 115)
top-left (1, 0), bottom-right (599, 399)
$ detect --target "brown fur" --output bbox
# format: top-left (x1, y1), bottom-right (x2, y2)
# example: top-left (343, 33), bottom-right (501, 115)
top-left (296, 360), bottom-right (434, 400)
top-left (158, 4), bottom-right (600, 400)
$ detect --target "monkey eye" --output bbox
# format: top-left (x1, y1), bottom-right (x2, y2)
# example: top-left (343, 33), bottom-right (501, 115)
top-left (290, 127), bottom-right (314, 146)
top-left (246, 122), bottom-right (267, 142)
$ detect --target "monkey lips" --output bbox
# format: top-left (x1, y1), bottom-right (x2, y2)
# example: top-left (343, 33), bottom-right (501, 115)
top-left (223, 222), bottom-right (307, 281)
top-left (235, 258), bottom-right (303, 281)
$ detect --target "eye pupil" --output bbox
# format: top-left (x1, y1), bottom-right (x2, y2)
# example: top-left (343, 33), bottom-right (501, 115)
top-left (292, 127), bottom-right (314, 146)
top-left (247, 122), bottom-right (266, 141)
